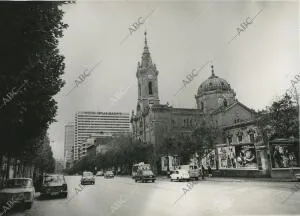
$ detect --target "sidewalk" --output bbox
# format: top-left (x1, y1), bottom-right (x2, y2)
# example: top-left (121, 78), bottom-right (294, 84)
top-left (204, 177), bottom-right (299, 182)
top-left (157, 176), bottom-right (299, 182)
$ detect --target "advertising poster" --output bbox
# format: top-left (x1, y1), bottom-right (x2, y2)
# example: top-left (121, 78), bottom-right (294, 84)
top-left (161, 156), bottom-right (168, 171)
top-left (235, 144), bottom-right (257, 168)
top-left (271, 144), bottom-right (299, 168)
top-left (217, 146), bottom-right (236, 169)
top-left (201, 151), bottom-right (216, 169)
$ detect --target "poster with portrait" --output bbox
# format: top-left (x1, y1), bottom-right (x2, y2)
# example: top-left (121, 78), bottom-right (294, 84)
top-left (217, 146), bottom-right (237, 169)
top-left (271, 143), bottom-right (299, 168)
top-left (235, 144), bottom-right (257, 169)
top-left (201, 151), bottom-right (216, 169)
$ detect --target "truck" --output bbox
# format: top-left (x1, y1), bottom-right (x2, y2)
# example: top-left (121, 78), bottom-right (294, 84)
top-left (132, 162), bottom-right (151, 179)
top-left (179, 164), bottom-right (200, 180)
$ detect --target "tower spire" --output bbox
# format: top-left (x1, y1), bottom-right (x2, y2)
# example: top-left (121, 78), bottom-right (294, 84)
top-left (144, 31), bottom-right (148, 47)
top-left (211, 64), bottom-right (215, 77)
top-left (141, 31), bottom-right (152, 68)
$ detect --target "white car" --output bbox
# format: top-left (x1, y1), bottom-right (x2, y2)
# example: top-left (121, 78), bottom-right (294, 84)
top-left (0, 178), bottom-right (35, 209)
top-left (170, 170), bottom-right (190, 182)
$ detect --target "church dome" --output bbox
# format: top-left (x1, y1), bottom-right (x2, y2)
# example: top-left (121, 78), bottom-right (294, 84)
top-left (197, 65), bottom-right (231, 95)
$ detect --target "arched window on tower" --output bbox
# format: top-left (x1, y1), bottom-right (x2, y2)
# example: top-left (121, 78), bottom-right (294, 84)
top-left (148, 81), bottom-right (153, 95)
top-left (223, 99), bottom-right (228, 107)
top-left (138, 83), bottom-right (141, 97)
top-left (200, 101), bottom-right (204, 111)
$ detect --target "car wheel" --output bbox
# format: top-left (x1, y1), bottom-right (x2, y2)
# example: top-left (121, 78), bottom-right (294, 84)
top-left (62, 192), bottom-right (68, 198)
top-left (24, 202), bottom-right (33, 209)
top-left (135, 179), bottom-right (138, 182)
top-left (152, 180), bottom-right (154, 183)
top-left (195, 177), bottom-right (199, 180)
top-left (170, 178), bottom-right (173, 182)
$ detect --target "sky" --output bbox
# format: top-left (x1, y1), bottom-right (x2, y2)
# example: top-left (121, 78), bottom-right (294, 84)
top-left (48, 0), bottom-right (299, 160)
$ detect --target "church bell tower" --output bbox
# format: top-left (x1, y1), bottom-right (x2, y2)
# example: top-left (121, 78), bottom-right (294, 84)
top-left (136, 32), bottom-right (160, 113)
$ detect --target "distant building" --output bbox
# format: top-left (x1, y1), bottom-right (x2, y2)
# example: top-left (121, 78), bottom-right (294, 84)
top-left (74, 112), bottom-right (130, 160)
top-left (80, 132), bottom-right (113, 158)
top-left (64, 123), bottom-right (74, 168)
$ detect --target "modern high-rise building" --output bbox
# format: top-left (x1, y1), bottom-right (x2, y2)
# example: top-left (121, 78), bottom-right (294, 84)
top-left (64, 123), bottom-right (75, 168)
top-left (74, 111), bottom-right (131, 160)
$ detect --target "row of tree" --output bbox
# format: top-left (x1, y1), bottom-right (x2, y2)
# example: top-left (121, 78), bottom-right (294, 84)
top-left (0, 2), bottom-right (69, 176)
top-left (65, 135), bottom-right (153, 174)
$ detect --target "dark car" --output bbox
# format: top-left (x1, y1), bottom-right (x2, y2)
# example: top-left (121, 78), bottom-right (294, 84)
top-left (135, 170), bottom-right (156, 183)
top-left (81, 171), bottom-right (95, 185)
top-left (40, 174), bottom-right (68, 198)
top-left (104, 171), bottom-right (114, 179)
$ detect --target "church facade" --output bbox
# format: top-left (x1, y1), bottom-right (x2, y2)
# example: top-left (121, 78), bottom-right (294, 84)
top-left (130, 32), bottom-right (280, 177)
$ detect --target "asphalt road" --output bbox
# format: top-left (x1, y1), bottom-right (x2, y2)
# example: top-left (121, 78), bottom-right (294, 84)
top-left (6, 176), bottom-right (300, 216)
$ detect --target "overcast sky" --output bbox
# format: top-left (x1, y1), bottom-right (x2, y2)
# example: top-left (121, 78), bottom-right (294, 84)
top-left (48, 0), bottom-right (299, 160)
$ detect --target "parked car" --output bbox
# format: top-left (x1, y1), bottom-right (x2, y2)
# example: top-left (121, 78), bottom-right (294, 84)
top-left (96, 171), bottom-right (104, 176)
top-left (40, 174), bottom-right (68, 198)
top-left (0, 178), bottom-right (35, 209)
top-left (295, 173), bottom-right (300, 181)
top-left (135, 170), bottom-right (156, 183)
top-left (170, 169), bottom-right (190, 182)
top-left (104, 171), bottom-right (114, 179)
top-left (81, 171), bottom-right (95, 185)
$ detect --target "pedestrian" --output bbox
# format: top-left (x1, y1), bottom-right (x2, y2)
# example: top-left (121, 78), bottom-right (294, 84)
top-left (207, 165), bottom-right (212, 178)
top-left (201, 165), bottom-right (205, 180)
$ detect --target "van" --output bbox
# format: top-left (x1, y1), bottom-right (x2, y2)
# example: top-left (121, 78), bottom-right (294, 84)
top-left (180, 164), bottom-right (200, 180)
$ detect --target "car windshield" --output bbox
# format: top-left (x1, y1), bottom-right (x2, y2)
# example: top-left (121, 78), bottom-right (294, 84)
top-left (179, 170), bottom-right (188, 174)
top-left (6, 179), bottom-right (32, 188)
top-left (106, 171), bottom-right (113, 174)
top-left (142, 170), bottom-right (153, 175)
top-left (43, 175), bottom-right (64, 184)
top-left (83, 172), bottom-right (93, 177)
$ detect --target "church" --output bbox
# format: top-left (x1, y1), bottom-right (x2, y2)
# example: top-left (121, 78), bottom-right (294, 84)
top-left (130, 32), bottom-right (298, 177)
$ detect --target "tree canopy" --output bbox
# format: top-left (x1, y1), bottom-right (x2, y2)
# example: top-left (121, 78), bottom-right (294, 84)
top-left (158, 124), bottom-right (222, 164)
top-left (65, 134), bottom-right (153, 174)
top-left (0, 2), bottom-right (68, 158)
top-left (256, 93), bottom-right (299, 143)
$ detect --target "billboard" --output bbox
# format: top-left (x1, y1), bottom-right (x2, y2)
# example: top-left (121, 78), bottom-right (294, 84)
top-left (201, 150), bottom-right (216, 169)
top-left (217, 144), bottom-right (258, 169)
top-left (271, 143), bottom-right (299, 168)
top-left (235, 144), bottom-right (257, 168)
top-left (217, 146), bottom-right (237, 169)
top-left (161, 155), bottom-right (180, 171)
